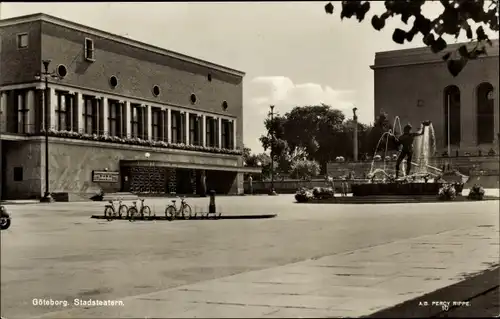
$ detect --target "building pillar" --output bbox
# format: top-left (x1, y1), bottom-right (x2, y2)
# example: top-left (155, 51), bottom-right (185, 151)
top-left (460, 83), bottom-right (475, 151)
top-left (94, 96), bottom-right (101, 135)
top-left (202, 114), bottom-right (207, 147)
top-left (217, 117), bottom-right (222, 148)
top-left (48, 87), bottom-right (57, 131)
top-left (185, 111), bottom-right (190, 145)
top-left (26, 90), bottom-right (36, 133)
top-left (76, 92), bottom-right (84, 133)
top-left (102, 97), bottom-right (109, 136)
top-left (0, 91), bottom-right (7, 132)
top-left (167, 108), bottom-right (172, 143)
top-left (17, 93), bottom-right (24, 133)
top-left (125, 101), bottom-right (131, 138)
top-left (232, 119), bottom-right (237, 150)
top-left (146, 104), bottom-right (152, 140)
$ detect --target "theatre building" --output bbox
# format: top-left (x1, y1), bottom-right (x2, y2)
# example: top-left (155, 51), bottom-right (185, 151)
top-left (372, 39), bottom-right (499, 155)
top-left (0, 13), bottom-right (259, 200)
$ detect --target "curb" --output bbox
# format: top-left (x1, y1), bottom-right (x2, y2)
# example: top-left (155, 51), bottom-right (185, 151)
top-left (364, 266), bottom-right (500, 318)
top-left (91, 214), bottom-right (278, 220)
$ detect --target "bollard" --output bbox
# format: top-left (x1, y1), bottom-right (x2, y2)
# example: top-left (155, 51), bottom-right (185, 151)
top-left (208, 190), bottom-right (216, 215)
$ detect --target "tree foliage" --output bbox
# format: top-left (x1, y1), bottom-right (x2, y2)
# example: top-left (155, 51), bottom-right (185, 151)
top-left (290, 159), bottom-right (321, 180)
top-left (259, 104), bottom-right (373, 172)
top-left (324, 0), bottom-right (499, 76)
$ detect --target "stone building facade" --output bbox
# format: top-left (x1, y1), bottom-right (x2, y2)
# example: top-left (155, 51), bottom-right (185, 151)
top-left (0, 13), bottom-right (259, 200)
top-left (372, 39), bottom-right (499, 155)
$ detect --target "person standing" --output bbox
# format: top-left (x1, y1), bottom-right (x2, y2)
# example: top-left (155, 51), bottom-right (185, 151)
top-left (248, 174), bottom-right (253, 195)
top-left (391, 121), bottom-right (430, 179)
top-left (200, 171), bottom-right (207, 197)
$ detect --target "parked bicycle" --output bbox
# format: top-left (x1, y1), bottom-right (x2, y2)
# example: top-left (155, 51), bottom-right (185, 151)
top-left (104, 198), bottom-right (128, 221)
top-left (165, 197), bottom-right (192, 220)
top-left (128, 199), bottom-right (152, 222)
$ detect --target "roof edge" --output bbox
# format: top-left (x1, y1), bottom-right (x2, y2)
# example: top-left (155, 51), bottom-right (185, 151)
top-left (0, 13), bottom-right (246, 77)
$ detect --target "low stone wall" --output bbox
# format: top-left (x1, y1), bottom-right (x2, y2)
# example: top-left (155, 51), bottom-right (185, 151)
top-left (327, 156), bottom-right (499, 177)
top-left (245, 156), bottom-right (499, 194)
top-left (244, 179), bottom-right (358, 194)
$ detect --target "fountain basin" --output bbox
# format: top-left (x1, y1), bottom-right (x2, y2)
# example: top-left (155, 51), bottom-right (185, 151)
top-left (352, 182), bottom-right (447, 196)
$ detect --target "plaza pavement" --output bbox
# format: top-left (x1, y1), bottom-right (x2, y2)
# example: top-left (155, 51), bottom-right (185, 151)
top-left (1, 194), bottom-right (499, 318)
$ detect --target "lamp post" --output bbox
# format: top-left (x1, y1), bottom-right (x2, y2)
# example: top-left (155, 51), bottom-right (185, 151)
top-left (35, 60), bottom-right (60, 203)
top-left (447, 94), bottom-right (451, 157)
top-left (268, 105), bottom-right (276, 195)
top-left (353, 107), bottom-right (358, 162)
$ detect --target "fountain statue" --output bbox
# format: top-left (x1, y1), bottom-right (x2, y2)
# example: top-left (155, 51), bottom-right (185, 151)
top-left (354, 115), bottom-right (460, 196)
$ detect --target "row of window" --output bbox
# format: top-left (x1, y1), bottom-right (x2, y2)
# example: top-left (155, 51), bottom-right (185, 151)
top-left (443, 82), bottom-right (496, 146)
top-left (1, 90), bottom-right (235, 149)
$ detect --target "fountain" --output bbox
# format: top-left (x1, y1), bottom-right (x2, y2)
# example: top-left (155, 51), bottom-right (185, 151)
top-left (352, 117), bottom-right (456, 197)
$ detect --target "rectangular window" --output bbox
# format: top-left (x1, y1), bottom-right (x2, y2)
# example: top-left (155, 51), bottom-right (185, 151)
top-left (84, 96), bottom-right (97, 134)
top-left (108, 100), bottom-right (122, 137)
top-left (221, 119), bottom-right (227, 149)
top-left (189, 114), bottom-right (198, 146)
top-left (171, 111), bottom-right (178, 143)
top-left (55, 91), bottom-right (74, 131)
top-left (17, 33), bottom-right (28, 49)
top-left (178, 112), bottom-right (184, 144)
top-left (13, 167), bottom-right (23, 181)
top-left (84, 38), bottom-right (95, 61)
top-left (131, 105), bottom-right (145, 139)
top-left (152, 107), bottom-right (163, 141)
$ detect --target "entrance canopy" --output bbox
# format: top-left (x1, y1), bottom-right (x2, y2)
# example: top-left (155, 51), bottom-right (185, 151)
top-left (120, 160), bottom-right (262, 174)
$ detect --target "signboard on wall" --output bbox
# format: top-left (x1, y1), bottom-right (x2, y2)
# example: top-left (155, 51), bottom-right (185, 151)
top-left (92, 171), bottom-right (119, 183)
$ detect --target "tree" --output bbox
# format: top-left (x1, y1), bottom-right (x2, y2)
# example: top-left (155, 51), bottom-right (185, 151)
top-left (324, 1), bottom-right (499, 76)
top-left (259, 113), bottom-right (291, 177)
top-left (290, 159), bottom-right (321, 180)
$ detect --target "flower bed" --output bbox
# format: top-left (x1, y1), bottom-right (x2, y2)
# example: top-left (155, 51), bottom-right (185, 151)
top-left (438, 184), bottom-right (457, 201)
top-left (31, 129), bottom-right (243, 155)
top-left (295, 187), bottom-right (314, 203)
top-left (467, 184), bottom-right (485, 201)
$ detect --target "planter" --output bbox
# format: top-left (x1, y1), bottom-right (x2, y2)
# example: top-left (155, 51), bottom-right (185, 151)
top-left (352, 182), bottom-right (444, 196)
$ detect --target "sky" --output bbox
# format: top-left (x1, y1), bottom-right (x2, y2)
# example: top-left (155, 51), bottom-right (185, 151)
top-left (1, 2), bottom-right (496, 153)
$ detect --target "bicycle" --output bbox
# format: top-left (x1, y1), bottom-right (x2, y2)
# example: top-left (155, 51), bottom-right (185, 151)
top-left (104, 198), bottom-right (128, 221)
top-left (165, 197), bottom-right (192, 221)
top-left (128, 199), bottom-right (152, 222)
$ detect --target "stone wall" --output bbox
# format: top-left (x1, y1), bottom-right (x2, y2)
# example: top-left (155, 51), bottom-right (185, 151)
top-left (2, 137), bottom-right (242, 199)
top-left (45, 138), bottom-right (240, 195)
top-left (2, 140), bottom-right (42, 199)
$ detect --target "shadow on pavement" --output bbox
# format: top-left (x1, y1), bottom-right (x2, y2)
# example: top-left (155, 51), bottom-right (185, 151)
top-left (364, 266), bottom-right (499, 318)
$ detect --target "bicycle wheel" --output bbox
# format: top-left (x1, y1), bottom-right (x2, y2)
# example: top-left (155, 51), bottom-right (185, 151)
top-left (142, 206), bottom-right (152, 218)
top-left (128, 207), bottom-right (138, 222)
top-left (165, 205), bottom-right (176, 221)
top-left (118, 205), bottom-right (128, 218)
top-left (104, 207), bottom-right (114, 221)
top-left (181, 204), bottom-right (192, 220)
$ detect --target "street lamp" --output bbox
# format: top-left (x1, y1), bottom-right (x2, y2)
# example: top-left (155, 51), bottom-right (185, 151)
top-left (35, 59), bottom-right (63, 203)
top-left (447, 94), bottom-right (451, 158)
top-left (268, 105), bottom-right (277, 195)
top-left (352, 107), bottom-right (358, 162)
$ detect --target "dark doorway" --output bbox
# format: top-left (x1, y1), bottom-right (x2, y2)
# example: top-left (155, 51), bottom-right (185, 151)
top-left (476, 82), bottom-right (495, 144)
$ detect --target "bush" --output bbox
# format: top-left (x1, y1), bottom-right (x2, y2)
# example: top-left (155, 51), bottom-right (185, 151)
top-left (438, 184), bottom-right (456, 201)
top-left (295, 187), bottom-right (314, 203)
top-left (467, 184), bottom-right (485, 201)
top-left (290, 160), bottom-right (320, 180)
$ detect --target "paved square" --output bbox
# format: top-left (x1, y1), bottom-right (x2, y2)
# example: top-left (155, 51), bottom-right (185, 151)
top-left (1, 195), bottom-right (499, 318)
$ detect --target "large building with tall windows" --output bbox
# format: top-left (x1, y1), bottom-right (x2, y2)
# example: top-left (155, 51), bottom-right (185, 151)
top-left (0, 13), bottom-right (259, 200)
top-left (371, 39), bottom-right (499, 155)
